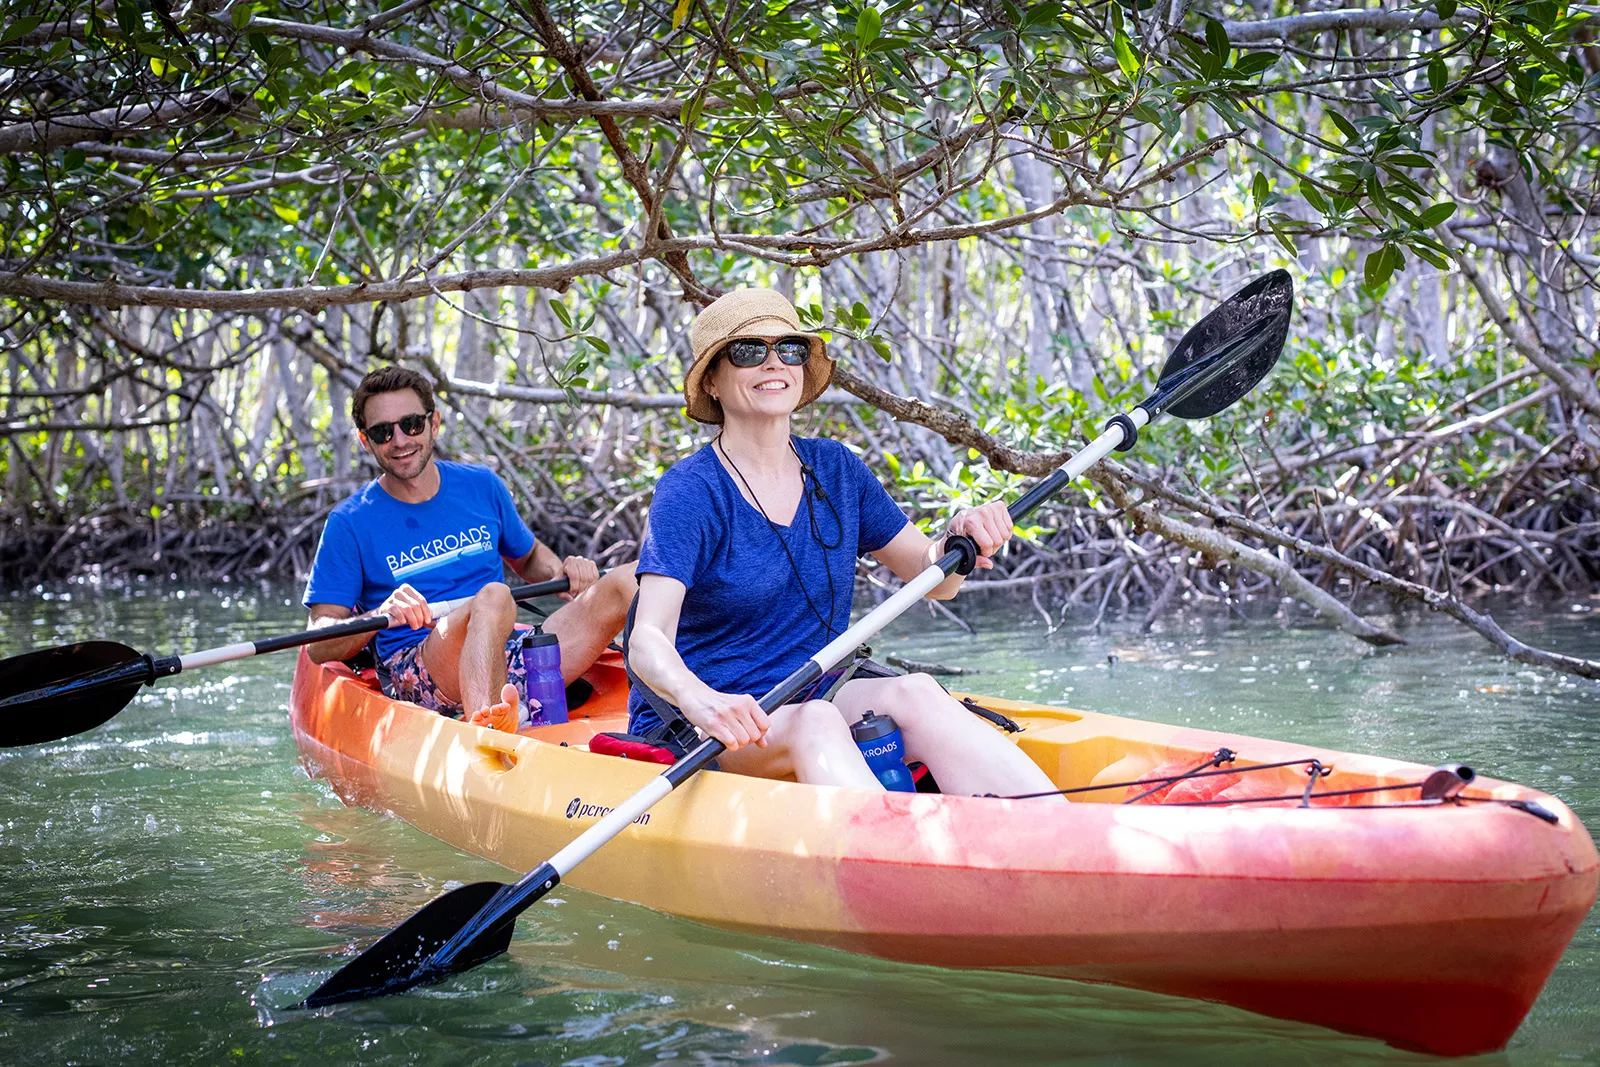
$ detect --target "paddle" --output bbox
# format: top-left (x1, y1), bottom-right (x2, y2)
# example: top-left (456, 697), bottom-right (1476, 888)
top-left (298, 268), bottom-right (1294, 1009)
top-left (0, 577), bottom-right (575, 747)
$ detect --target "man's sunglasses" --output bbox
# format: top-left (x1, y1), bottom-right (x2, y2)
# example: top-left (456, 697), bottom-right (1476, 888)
top-left (363, 412), bottom-right (431, 444)
top-left (719, 336), bottom-right (812, 368)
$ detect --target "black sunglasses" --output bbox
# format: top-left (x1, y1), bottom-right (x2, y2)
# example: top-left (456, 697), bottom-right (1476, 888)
top-left (720, 335), bottom-right (812, 368)
top-left (363, 411), bottom-right (431, 444)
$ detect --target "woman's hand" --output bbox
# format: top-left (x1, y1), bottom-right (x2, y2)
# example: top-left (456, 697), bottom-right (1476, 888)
top-left (944, 501), bottom-right (1014, 571)
top-left (677, 685), bottom-right (771, 751)
top-left (377, 583), bottom-right (434, 629)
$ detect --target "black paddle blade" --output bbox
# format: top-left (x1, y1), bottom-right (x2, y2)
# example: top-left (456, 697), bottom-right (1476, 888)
top-left (298, 880), bottom-right (514, 1008)
top-left (0, 641), bottom-right (150, 746)
top-left (1146, 269), bottom-right (1293, 420)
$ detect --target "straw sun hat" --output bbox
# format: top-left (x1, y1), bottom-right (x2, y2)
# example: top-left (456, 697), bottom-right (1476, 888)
top-left (683, 288), bottom-right (832, 424)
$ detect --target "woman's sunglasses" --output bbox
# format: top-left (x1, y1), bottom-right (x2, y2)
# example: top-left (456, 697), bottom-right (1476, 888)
top-left (363, 412), bottom-right (431, 444)
top-left (720, 336), bottom-right (812, 368)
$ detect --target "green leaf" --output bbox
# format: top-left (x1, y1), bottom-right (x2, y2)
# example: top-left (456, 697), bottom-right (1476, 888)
top-left (856, 6), bottom-right (882, 49)
top-left (851, 300), bottom-right (870, 329)
top-left (1507, 26), bottom-right (1568, 75)
top-left (0, 15), bottom-right (42, 44)
top-left (1413, 245), bottom-right (1452, 269)
top-left (272, 203), bottom-right (299, 224)
top-left (548, 299), bottom-right (573, 329)
top-left (1251, 171), bottom-right (1269, 210)
top-left (1436, 0), bottom-right (1457, 17)
top-left (1232, 51), bottom-right (1277, 78)
top-left (1113, 30), bottom-right (1140, 77)
top-left (1204, 17), bottom-right (1229, 61)
top-left (62, 148), bottom-right (86, 171)
top-left (233, 2), bottom-right (255, 29)
top-left (1363, 243), bottom-right (1403, 292)
top-left (1417, 201), bottom-right (1457, 228)
top-left (1268, 217), bottom-right (1299, 257)
top-left (248, 32), bottom-right (271, 62)
top-left (869, 335), bottom-right (893, 362)
top-left (1327, 111), bottom-right (1360, 143)
top-left (1427, 56), bottom-right (1447, 94)
top-left (115, 0), bottom-right (143, 41)
top-left (1384, 152), bottom-right (1434, 169)
top-left (1300, 181), bottom-right (1329, 214)
top-left (584, 335), bottom-right (611, 355)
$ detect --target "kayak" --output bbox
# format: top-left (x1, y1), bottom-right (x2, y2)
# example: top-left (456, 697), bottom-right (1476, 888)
top-left (289, 649), bottom-right (1597, 1056)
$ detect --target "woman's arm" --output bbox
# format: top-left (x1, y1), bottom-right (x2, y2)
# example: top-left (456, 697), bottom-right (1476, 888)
top-left (869, 501), bottom-right (1014, 600)
top-left (627, 573), bottom-right (771, 750)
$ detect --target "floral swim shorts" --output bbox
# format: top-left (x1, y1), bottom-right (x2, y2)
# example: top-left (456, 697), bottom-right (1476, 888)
top-left (381, 634), bottom-right (528, 718)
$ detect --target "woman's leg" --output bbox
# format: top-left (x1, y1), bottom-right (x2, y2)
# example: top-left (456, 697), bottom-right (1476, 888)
top-left (830, 674), bottom-right (1064, 800)
top-left (717, 699), bottom-right (884, 791)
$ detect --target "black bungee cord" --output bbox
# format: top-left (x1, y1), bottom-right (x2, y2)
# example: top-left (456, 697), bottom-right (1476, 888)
top-left (716, 434), bottom-right (845, 642)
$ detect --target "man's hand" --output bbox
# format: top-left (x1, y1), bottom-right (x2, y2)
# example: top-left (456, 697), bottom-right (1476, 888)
top-left (944, 501), bottom-right (1014, 572)
top-left (557, 555), bottom-right (600, 599)
top-left (377, 583), bottom-right (434, 629)
top-left (678, 686), bottom-right (770, 751)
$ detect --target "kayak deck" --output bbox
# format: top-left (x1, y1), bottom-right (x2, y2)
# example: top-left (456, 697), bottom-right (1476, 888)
top-left (290, 650), bottom-right (1598, 1056)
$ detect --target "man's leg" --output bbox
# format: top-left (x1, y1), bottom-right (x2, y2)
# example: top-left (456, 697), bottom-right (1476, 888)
top-left (540, 562), bottom-right (639, 684)
top-left (419, 581), bottom-right (518, 717)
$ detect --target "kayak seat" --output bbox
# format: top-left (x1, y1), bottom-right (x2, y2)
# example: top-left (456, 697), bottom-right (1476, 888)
top-left (589, 731), bottom-right (679, 765)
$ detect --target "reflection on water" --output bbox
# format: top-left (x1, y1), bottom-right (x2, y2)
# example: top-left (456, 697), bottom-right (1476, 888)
top-left (0, 581), bottom-right (1596, 1064)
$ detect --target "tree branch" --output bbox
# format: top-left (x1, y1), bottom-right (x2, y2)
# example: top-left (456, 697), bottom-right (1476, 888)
top-left (0, 89), bottom-right (240, 156)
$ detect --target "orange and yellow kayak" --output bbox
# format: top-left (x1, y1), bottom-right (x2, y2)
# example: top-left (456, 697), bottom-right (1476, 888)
top-left (290, 649), bottom-right (1597, 1056)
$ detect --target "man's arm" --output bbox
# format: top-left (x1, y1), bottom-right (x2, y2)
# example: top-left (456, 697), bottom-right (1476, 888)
top-left (508, 541), bottom-right (599, 598)
top-left (306, 604), bottom-right (368, 665)
top-left (305, 585), bottom-right (435, 664)
top-left (509, 541), bottom-right (564, 583)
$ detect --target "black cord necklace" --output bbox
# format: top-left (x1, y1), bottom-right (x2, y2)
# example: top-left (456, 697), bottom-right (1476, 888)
top-left (716, 434), bottom-right (843, 640)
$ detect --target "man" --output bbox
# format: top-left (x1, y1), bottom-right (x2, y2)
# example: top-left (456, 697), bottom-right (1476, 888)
top-left (304, 366), bottom-right (636, 729)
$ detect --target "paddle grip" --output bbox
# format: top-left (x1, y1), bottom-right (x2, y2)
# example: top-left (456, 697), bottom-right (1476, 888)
top-left (942, 534), bottom-right (980, 576)
top-left (1106, 413), bottom-right (1140, 452)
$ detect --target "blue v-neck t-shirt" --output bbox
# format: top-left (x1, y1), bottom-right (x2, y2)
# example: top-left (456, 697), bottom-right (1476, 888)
top-left (629, 437), bottom-right (909, 733)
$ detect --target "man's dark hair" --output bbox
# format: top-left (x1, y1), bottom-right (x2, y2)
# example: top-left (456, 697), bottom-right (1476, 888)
top-left (351, 366), bottom-right (434, 429)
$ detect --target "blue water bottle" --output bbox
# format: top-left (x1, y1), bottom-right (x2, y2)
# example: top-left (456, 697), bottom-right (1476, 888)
top-left (851, 710), bottom-right (915, 792)
top-left (519, 628), bottom-right (568, 728)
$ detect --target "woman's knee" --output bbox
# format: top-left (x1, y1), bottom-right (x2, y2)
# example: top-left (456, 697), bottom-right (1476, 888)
top-left (873, 674), bottom-right (953, 723)
top-left (783, 699), bottom-right (853, 744)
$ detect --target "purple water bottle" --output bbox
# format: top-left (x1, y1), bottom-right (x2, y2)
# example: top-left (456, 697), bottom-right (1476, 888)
top-left (519, 628), bottom-right (568, 728)
top-left (850, 710), bottom-right (915, 792)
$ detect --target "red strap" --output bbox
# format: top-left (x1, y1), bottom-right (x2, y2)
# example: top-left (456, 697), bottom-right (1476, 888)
top-left (589, 732), bottom-right (678, 765)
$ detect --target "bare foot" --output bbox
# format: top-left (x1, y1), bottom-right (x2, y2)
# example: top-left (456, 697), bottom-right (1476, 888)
top-left (469, 683), bottom-right (522, 733)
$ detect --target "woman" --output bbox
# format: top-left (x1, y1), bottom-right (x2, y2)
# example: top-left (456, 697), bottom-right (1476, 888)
top-left (627, 287), bottom-right (1062, 797)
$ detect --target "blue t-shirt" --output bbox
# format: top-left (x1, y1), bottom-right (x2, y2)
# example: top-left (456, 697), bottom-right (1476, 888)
top-left (303, 461), bottom-right (537, 661)
top-left (629, 437), bottom-right (909, 733)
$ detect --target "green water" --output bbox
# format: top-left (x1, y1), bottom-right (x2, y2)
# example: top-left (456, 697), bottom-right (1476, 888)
top-left (1, 582), bottom-right (1597, 1065)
